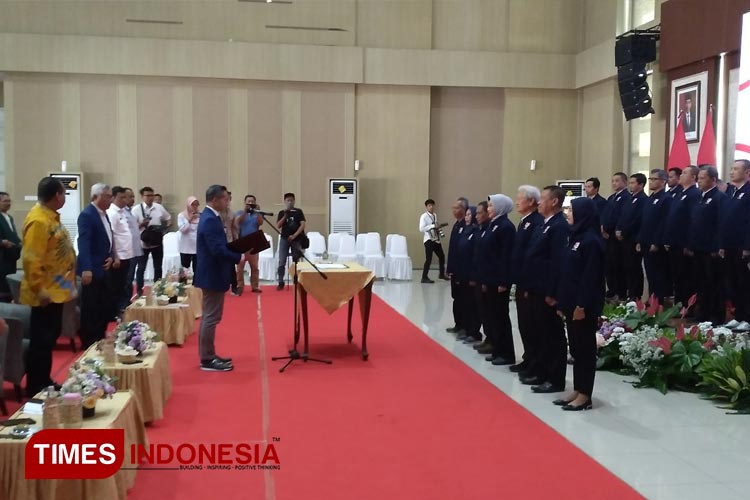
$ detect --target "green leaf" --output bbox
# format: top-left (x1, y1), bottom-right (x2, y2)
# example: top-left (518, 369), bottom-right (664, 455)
top-left (726, 378), bottom-right (741, 391)
top-left (735, 366), bottom-right (747, 386)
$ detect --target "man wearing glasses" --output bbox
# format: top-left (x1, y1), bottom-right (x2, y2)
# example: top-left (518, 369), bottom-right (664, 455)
top-left (637, 170), bottom-right (673, 303)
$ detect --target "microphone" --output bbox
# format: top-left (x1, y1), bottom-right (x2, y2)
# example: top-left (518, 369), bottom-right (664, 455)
top-left (256, 211), bottom-right (275, 216)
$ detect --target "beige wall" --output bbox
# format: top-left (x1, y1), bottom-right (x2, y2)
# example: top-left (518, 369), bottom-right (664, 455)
top-left (578, 79), bottom-right (625, 187)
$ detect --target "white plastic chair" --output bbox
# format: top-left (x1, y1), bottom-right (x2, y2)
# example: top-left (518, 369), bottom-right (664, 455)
top-left (384, 234), bottom-right (397, 276)
top-left (305, 232), bottom-right (326, 260)
top-left (162, 232), bottom-right (182, 273)
top-left (355, 233), bottom-right (367, 264)
top-left (337, 234), bottom-right (357, 263)
top-left (327, 233), bottom-right (342, 262)
top-left (362, 233), bottom-right (386, 278)
top-left (259, 233), bottom-right (276, 281)
top-left (386, 235), bottom-right (412, 280)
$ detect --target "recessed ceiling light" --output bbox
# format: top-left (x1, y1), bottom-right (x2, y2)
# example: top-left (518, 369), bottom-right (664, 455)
top-left (126, 18), bottom-right (183, 25)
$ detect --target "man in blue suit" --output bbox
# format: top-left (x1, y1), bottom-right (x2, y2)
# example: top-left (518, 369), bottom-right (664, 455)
top-left (77, 183), bottom-right (118, 348)
top-left (195, 185), bottom-right (242, 372)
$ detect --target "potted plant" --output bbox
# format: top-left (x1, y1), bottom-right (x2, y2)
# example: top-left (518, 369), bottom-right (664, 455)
top-left (60, 363), bottom-right (116, 418)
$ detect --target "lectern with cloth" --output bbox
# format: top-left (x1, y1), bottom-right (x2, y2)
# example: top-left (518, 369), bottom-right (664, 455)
top-left (292, 262), bottom-right (375, 360)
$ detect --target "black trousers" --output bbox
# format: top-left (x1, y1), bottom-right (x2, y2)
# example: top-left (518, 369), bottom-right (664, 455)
top-left (668, 247), bottom-right (694, 308)
top-left (450, 277), bottom-right (463, 330)
top-left (605, 237), bottom-right (627, 298)
top-left (136, 245), bottom-right (163, 295)
top-left (81, 277), bottom-right (113, 349)
top-left (109, 258), bottom-right (131, 316)
top-left (643, 249), bottom-right (670, 303)
top-left (479, 287), bottom-right (514, 360)
top-left (26, 302), bottom-right (64, 397)
top-left (458, 282), bottom-right (481, 339)
top-left (623, 238), bottom-right (643, 300)
top-left (422, 241), bottom-right (445, 279)
top-left (180, 253), bottom-right (197, 271)
top-left (693, 251), bottom-right (725, 325)
top-left (515, 289), bottom-right (534, 365)
top-left (529, 294), bottom-right (566, 387)
top-left (726, 250), bottom-right (750, 322)
top-left (565, 313), bottom-right (597, 397)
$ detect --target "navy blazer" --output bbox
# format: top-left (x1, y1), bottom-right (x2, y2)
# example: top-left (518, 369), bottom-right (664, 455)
top-left (76, 203), bottom-right (114, 280)
top-left (521, 211), bottom-right (570, 298)
top-left (556, 230), bottom-right (605, 317)
top-left (616, 190), bottom-right (647, 239)
top-left (510, 210), bottom-right (543, 289)
top-left (720, 182), bottom-right (750, 251)
top-left (638, 189), bottom-right (673, 248)
top-left (602, 189), bottom-right (632, 234)
top-left (446, 219), bottom-right (465, 275)
top-left (688, 187), bottom-right (728, 253)
top-left (591, 194), bottom-right (608, 226)
top-left (453, 224), bottom-right (478, 283)
top-left (668, 185), bottom-right (684, 199)
top-left (194, 208), bottom-right (242, 292)
top-left (663, 185), bottom-right (700, 248)
top-left (472, 215), bottom-right (515, 288)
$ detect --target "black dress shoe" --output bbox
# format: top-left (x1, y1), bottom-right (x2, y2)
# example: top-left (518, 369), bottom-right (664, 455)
top-left (531, 382), bottom-right (565, 393)
top-left (473, 341), bottom-right (489, 351)
top-left (562, 399), bottom-right (593, 411)
top-left (438, 275), bottom-right (450, 281)
top-left (509, 362), bottom-right (528, 373)
top-left (421, 278), bottom-right (434, 284)
top-left (463, 336), bottom-right (482, 345)
top-left (446, 326), bottom-right (459, 333)
top-left (553, 398), bottom-right (575, 406)
top-left (477, 345), bottom-right (494, 355)
top-left (484, 354), bottom-right (497, 362)
top-left (456, 333), bottom-right (469, 341)
top-left (215, 355), bottom-right (233, 363)
top-left (491, 357), bottom-right (514, 366)
top-left (519, 375), bottom-right (544, 385)
top-left (276, 283), bottom-right (285, 291)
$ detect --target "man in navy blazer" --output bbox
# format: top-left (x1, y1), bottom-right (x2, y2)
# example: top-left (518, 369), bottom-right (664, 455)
top-left (195, 185), bottom-right (242, 372)
top-left (77, 183), bottom-right (118, 348)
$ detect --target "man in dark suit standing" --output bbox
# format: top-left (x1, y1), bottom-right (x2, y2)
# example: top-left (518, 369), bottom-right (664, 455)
top-left (637, 170), bottom-right (673, 303)
top-left (446, 197), bottom-right (468, 337)
top-left (195, 185), bottom-right (242, 372)
top-left (664, 166), bottom-right (700, 309)
top-left (667, 168), bottom-right (684, 198)
top-left (602, 173), bottom-right (631, 300)
top-left (616, 173), bottom-right (648, 301)
top-left (688, 166), bottom-right (729, 325)
top-left (77, 183), bottom-right (118, 348)
top-left (682, 97), bottom-right (696, 133)
top-left (720, 159), bottom-right (750, 331)
top-left (0, 192), bottom-right (21, 300)
top-left (584, 177), bottom-right (608, 223)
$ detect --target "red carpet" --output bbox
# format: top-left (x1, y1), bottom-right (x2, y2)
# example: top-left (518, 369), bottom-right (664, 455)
top-left (7, 288), bottom-right (643, 499)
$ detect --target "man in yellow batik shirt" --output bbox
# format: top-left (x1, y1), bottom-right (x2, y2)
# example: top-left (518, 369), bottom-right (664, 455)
top-left (21, 177), bottom-right (77, 397)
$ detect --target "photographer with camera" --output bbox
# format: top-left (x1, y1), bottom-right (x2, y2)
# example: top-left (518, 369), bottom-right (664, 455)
top-left (134, 186), bottom-right (171, 297)
top-left (234, 194), bottom-right (265, 294)
top-left (276, 192), bottom-right (307, 291)
top-left (419, 198), bottom-right (449, 283)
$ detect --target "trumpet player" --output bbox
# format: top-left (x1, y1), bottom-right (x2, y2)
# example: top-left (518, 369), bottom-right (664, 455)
top-left (419, 198), bottom-right (449, 283)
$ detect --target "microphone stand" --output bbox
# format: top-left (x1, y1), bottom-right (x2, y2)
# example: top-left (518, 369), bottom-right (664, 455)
top-left (261, 213), bottom-right (332, 372)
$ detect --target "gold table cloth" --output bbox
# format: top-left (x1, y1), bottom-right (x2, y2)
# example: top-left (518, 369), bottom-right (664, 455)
top-left (122, 300), bottom-right (195, 345)
top-left (80, 342), bottom-right (172, 422)
top-left (0, 391), bottom-right (148, 500)
top-left (292, 262), bottom-right (376, 360)
top-left (186, 285), bottom-right (203, 319)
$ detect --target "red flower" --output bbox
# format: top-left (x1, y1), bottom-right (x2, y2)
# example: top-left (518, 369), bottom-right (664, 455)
top-left (648, 336), bottom-right (673, 355)
top-left (636, 298), bottom-right (645, 312)
top-left (687, 294), bottom-right (698, 309)
top-left (646, 294), bottom-right (660, 316)
top-left (690, 325), bottom-right (700, 340)
top-left (675, 323), bottom-right (685, 341)
top-left (703, 340), bottom-right (715, 349)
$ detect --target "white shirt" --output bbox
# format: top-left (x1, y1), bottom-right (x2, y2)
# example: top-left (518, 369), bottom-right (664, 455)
top-left (177, 212), bottom-right (199, 254)
top-left (133, 202), bottom-right (171, 248)
top-left (107, 205), bottom-right (135, 259)
top-left (1, 213), bottom-right (15, 234)
top-left (419, 211), bottom-right (439, 243)
top-left (93, 203), bottom-right (113, 250)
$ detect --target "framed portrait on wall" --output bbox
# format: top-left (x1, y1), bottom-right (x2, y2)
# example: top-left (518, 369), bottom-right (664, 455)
top-left (670, 71), bottom-right (708, 147)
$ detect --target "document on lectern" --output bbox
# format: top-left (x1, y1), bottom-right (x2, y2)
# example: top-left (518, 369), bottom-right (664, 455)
top-left (228, 230), bottom-right (271, 255)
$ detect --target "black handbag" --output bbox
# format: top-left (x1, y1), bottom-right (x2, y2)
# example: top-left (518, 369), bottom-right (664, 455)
top-left (140, 226), bottom-right (164, 246)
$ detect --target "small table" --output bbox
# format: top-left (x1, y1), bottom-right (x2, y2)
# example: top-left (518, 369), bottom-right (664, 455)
top-left (122, 299), bottom-right (195, 345)
top-left (79, 342), bottom-right (172, 422)
top-left (186, 285), bottom-right (203, 319)
top-left (0, 391), bottom-right (148, 500)
top-left (293, 262), bottom-right (375, 360)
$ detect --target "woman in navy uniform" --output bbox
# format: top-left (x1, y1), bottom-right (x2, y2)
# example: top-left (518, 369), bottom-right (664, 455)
top-left (454, 206), bottom-right (481, 344)
top-left (555, 197), bottom-right (605, 411)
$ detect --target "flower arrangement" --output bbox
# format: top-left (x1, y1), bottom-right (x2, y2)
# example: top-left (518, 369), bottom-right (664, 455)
top-left (166, 267), bottom-right (193, 285)
top-left (114, 320), bottom-right (159, 355)
top-left (698, 345), bottom-right (750, 414)
top-left (61, 362), bottom-right (116, 411)
top-left (152, 279), bottom-right (187, 301)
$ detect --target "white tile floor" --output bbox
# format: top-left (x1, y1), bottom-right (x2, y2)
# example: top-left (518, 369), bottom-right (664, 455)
top-left (371, 271), bottom-right (750, 500)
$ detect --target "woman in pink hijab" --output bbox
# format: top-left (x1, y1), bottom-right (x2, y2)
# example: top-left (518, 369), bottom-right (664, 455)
top-left (178, 196), bottom-right (200, 270)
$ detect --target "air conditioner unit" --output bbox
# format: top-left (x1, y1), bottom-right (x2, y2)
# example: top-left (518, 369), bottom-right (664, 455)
top-left (49, 172), bottom-right (85, 247)
top-left (328, 178), bottom-right (356, 235)
top-left (557, 179), bottom-right (585, 208)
